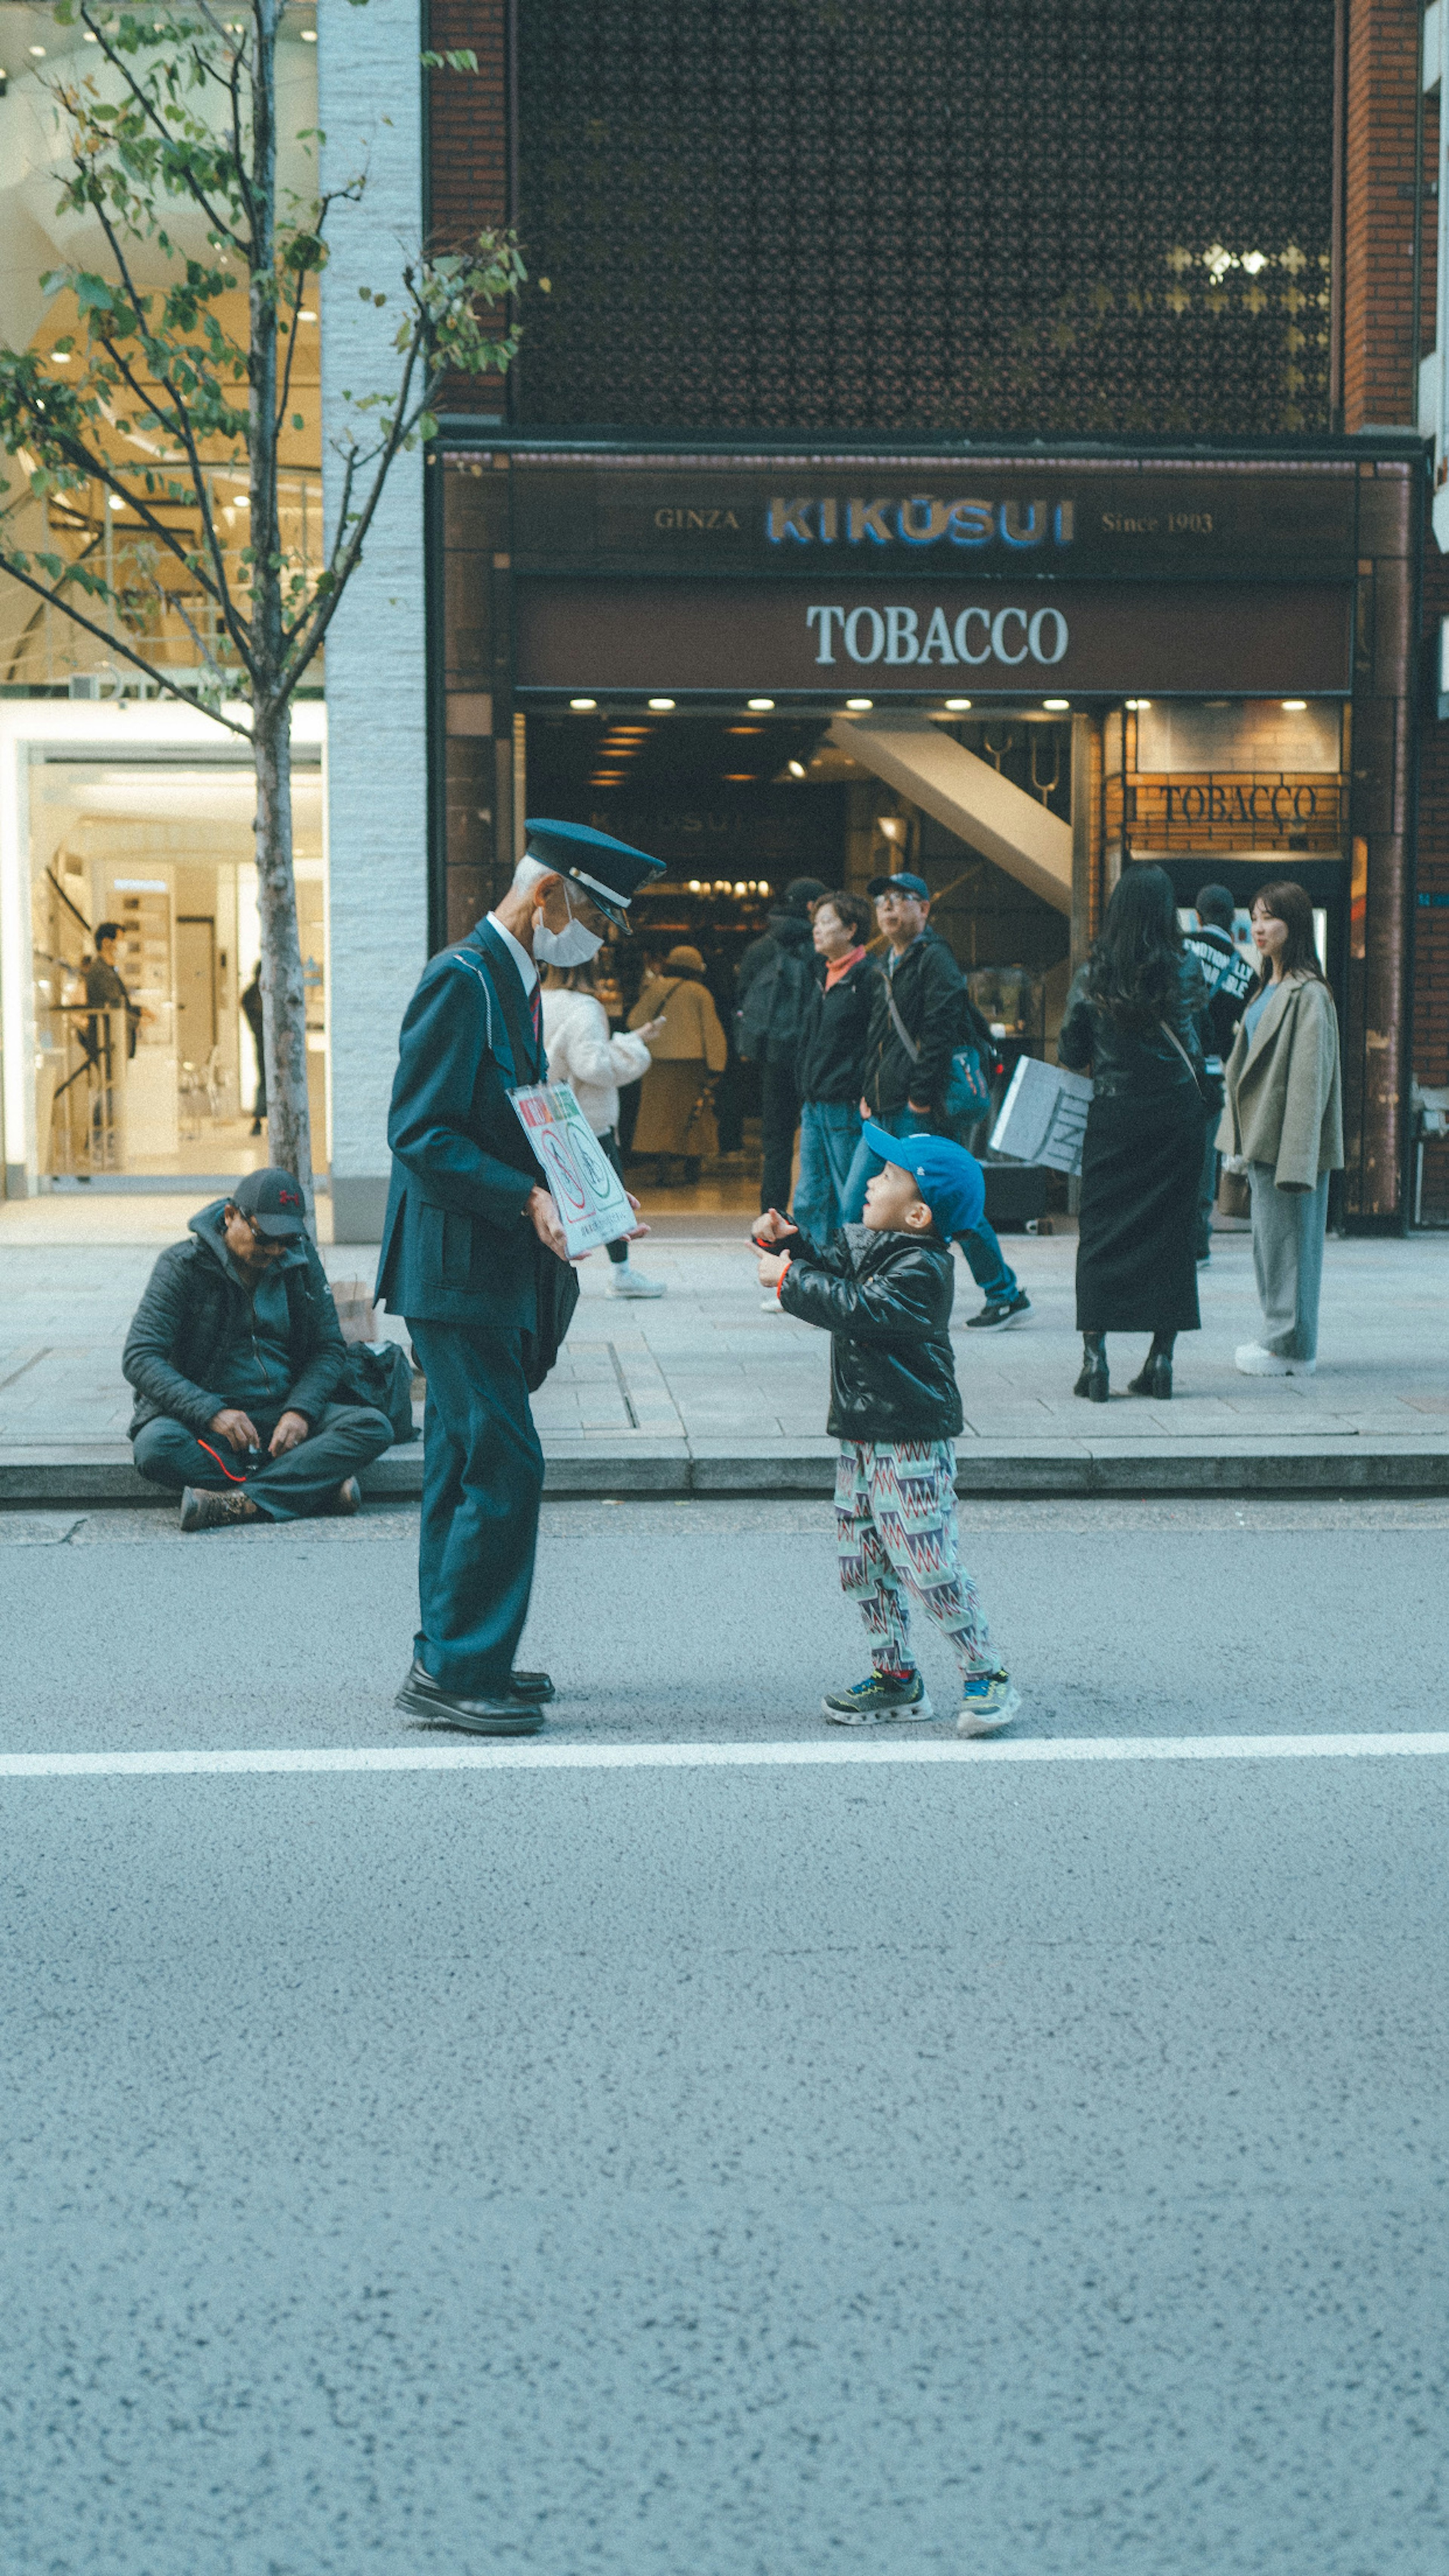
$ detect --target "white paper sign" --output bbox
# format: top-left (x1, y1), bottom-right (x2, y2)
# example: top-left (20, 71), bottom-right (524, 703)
top-left (989, 1055), bottom-right (1094, 1176)
top-left (509, 1082), bottom-right (635, 1256)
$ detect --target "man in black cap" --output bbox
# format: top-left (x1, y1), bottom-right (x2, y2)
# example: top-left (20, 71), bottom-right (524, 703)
top-left (377, 821), bottom-right (665, 1737)
top-left (843, 871), bottom-right (1031, 1330)
top-left (734, 874), bottom-right (829, 1215)
top-left (123, 1168), bottom-right (395, 1530)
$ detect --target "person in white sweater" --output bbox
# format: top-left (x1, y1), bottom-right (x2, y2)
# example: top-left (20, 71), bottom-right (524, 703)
top-left (541, 962), bottom-right (667, 1299)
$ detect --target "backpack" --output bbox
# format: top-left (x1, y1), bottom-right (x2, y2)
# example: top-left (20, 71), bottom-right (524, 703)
top-left (735, 942), bottom-right (811, 1063)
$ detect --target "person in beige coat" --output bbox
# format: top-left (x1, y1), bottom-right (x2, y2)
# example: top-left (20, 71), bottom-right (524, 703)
top-left (627, 945), bottom-right (728, 1181)
top-left (1217, 881), bottom-right (1343, 1376)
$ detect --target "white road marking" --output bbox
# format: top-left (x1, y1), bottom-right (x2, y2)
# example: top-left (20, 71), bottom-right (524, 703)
top-left (1, 1734), bottom-right (1448, 1778)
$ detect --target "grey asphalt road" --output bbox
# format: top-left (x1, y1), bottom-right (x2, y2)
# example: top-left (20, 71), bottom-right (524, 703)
top-left (2, 1499), bottom-right (1447, 2573)
top-left (3, 1492), bottom-right (1448, 1750)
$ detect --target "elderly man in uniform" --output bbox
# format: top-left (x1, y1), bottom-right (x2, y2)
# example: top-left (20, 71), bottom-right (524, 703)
top-left (378, 820), bottom-right (665, 1736)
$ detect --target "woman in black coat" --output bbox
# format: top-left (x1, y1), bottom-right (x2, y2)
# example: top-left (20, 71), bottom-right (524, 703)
top-left (1057, 865), bottom-right (1210, 1403)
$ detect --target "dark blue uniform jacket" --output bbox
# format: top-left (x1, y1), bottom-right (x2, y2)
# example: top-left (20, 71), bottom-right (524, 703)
top-left (375, 921), bottom-right (547, 1327)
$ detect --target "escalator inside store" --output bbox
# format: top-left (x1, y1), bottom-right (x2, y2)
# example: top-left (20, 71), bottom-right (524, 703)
top-left (524, 708), bottom-right (1074, 1217)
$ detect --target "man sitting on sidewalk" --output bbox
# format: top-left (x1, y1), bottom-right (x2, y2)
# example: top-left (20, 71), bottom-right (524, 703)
top-left (123, 1167), bottom-right (394, 1531)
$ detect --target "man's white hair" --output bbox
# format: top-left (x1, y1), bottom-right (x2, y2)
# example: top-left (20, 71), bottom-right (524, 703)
top-left (511, 854), bottom-right (551, 900)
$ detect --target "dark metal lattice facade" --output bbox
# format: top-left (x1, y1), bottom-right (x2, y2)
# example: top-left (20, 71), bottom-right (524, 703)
top-left (515, 0), bottom-right (1336, 438)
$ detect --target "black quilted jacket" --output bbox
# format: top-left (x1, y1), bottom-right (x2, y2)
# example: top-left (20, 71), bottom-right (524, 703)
top-left (776, 1223), bottom-right (963, 1442)
top-left (122, 1200), bottom-right (345, 1439)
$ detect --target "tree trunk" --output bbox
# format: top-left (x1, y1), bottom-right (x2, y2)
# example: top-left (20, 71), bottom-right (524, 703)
top-left (254, 699), bottom-right (314, 1217)
top-left (246, 0), bottom-right (313, 1226)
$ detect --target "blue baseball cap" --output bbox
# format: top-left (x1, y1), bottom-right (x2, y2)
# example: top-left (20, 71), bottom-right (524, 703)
top-left (861, 1124), bottom-right (985, 1241)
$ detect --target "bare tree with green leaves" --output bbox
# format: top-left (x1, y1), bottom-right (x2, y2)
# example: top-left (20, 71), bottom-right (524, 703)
top-left (0, 1), bottom-right (527, 1216)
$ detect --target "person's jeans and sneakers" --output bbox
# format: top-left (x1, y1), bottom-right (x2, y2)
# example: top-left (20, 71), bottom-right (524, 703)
top-left (841, 1104), bottom-right (1031, 1328)
top-left (793, 1100), bottom-right (862, 1241)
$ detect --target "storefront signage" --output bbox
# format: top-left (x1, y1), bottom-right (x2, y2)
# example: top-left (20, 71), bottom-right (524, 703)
top-left (805, 601), bottom-right (1069, 667)
top-left (509, 464), bottom-right (1361, 585)
top-left (514, 578), bottom-right (1353, 698)
top-left (765, 495), bottom-right (1075, 551)
top-left (1126, 777), bottom-right (1344, 847)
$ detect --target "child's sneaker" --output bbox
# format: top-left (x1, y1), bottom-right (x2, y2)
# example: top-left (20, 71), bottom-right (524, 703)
top-left (955, 1670), bottom-right (1021, 1736)
top-left (821, 1670), bottom-right (937, 1725)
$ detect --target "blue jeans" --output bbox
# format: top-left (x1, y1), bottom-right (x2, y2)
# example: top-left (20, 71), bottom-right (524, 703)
top-left (794, 1099), bottom-right (862, 1238)
top-left (841, 1104), bottom-right (1019, 1304)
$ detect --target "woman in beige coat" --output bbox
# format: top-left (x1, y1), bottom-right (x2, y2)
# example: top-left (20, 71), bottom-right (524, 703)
top-left (1218, 881), bottom-right (1343, 1376)
top-left (627, 945), bottom-right (729, 1181)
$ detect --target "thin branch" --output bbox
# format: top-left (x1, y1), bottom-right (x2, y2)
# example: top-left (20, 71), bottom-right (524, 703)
top-left (0, 552), bottom-right (253, 737)
top-left (71, 4), bottom-right (246, 253)
top-left (91, 337), bottom-right (257, 673)
top-left (75, 215), bottom-right (258, 671)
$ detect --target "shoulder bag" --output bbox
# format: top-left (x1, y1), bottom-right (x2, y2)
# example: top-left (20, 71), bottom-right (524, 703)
top-left (884, 982), bottom-right (994, 1127)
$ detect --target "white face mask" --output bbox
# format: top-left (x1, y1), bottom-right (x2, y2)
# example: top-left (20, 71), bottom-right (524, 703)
top-left (533, 884), bottom-right (603, 968)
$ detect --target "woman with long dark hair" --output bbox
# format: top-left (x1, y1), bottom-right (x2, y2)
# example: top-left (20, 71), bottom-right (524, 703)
top-left (1219, 881), bottom-right (1343, 1376)
top-left (1058, 865), bottom-right (1210, 1401)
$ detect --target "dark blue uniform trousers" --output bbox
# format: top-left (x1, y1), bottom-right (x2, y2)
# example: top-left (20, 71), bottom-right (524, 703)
top-left (407, 1318), bottom-right (544, 1696)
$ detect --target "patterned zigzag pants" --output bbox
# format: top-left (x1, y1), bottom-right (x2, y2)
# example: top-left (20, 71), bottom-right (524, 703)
top-left (835, 1438), bottom-right (991, 1681)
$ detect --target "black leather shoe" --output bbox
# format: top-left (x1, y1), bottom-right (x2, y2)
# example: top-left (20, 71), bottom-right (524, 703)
top-left (395, 1658), bottom-right (546, 1736)
top-left (1128, 1355), bottom-right (1173, 1399)
top-left (1072, 1353), bottom-right (1109, 1404)
top-left (509, 1670), bottom-right (555, 1702)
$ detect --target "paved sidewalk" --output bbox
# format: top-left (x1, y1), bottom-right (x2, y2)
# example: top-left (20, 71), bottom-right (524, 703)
top-left (1, 1191), bottom-right (1446, 1499)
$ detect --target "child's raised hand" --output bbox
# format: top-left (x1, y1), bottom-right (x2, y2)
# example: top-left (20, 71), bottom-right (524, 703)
top-left (751, 1207), bottom-right (797, 1248)
top-left (757, 1248), bottom-right (790, 1290)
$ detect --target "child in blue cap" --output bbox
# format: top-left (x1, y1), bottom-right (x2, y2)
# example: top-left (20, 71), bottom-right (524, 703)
top-left (754, 1124), bottom-right (1020, 1735)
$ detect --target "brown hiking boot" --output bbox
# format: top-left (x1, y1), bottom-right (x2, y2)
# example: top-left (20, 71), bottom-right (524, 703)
top-left (179, 1484), bottom-right (261, 1533)
top-left (324, 1476), bottom-right (362, 1517)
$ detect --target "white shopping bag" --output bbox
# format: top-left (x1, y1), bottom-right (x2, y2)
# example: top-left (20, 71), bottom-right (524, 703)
top-left (989, 1056), bottom-right (1094, 1177)
top-left (509, 1083), bottom-right (635, 1256)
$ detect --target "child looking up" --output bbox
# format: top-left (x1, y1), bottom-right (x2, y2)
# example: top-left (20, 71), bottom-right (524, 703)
top-left (755, 1126), bottom-right (1020, 1735)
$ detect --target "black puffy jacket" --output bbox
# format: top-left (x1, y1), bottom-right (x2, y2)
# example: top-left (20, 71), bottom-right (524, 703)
top-left (776, 1223), bottom-right (963, 1442)
top-left (122, 1200), bottom-right (345, 1438)
top-left (796, 950), bottom-right (875, 1104)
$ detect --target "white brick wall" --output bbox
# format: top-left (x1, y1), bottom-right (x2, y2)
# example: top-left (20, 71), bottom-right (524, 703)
top-left (317, 0), bottom-right (427, 1243)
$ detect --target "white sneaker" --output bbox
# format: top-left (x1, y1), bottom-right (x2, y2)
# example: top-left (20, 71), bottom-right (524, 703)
top-left (609, 1266), bottom-right (666, 1299)
top-left (1235, 1342), bottom-right (1315, 1376)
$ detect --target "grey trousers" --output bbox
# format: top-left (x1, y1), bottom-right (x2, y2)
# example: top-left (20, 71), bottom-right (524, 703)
top-left (1248, 1164), bottom-right (1329, 1362)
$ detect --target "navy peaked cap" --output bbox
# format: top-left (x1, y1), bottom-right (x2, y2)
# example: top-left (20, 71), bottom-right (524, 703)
top-left (524, 817), bottom-right (666, 929)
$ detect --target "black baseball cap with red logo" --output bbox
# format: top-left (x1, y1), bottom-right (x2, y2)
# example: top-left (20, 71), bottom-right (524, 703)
top-left (232, 1166), bottom-right (308, 1238)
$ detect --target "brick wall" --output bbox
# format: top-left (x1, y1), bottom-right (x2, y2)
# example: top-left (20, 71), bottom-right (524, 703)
top-left (1343, 0), bottom-right (1421, 431)
top-left (427, 0), bottom-right (509, 414)
top-left (1417, 514), bottom-right (1449, 1216)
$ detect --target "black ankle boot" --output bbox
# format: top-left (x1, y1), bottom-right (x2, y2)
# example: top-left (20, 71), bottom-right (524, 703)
top-left (1128, 1337), bottom-right (1174, 1399)
top-left (1073, 1335), bottom-right (1109, 1403)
